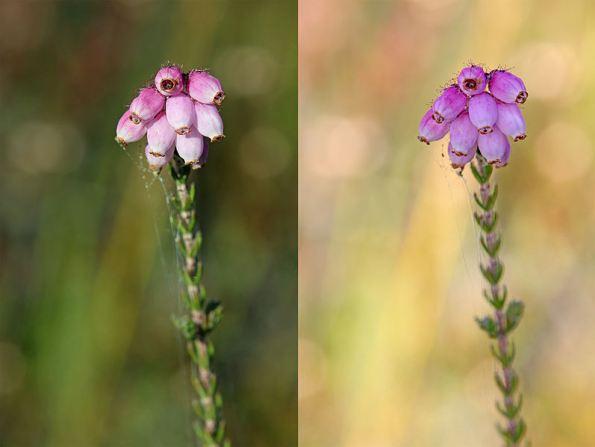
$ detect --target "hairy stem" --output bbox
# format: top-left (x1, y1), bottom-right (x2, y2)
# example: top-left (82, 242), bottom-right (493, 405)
top-left (169, 159), bottom-right (230, 447)
top-left (471, 156), bottom-right (527, 447)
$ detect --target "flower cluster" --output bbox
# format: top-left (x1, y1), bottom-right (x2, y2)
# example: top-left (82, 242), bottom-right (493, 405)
top-left (116, 65), bottom-right (225, 170)
top-left (418, 65), bottom-right (527, 170)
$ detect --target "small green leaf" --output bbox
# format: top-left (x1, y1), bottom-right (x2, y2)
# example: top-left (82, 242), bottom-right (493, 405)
top-left (474, 192), bottom-right (488, 211)
top-left (480, 262), bottom-right (503, 285)
top-left (172, 315), bottom-right (196, 340)
top-left (470, 163), bottom-right (485, 184)
top-left (480, 235), bottom-right (501, 257)
top-left (512, 419), bottom-right (527, 442)
top-left (482, 212), bottom-right (499, 233)
top-left (494, 371), bottom-right (508, 394)
top-left (476, 316), bottom-right (499, 338)
top-left (506, 300), bottom-right (525, 333)
top-left (486, 184), bottom-right (499, 210)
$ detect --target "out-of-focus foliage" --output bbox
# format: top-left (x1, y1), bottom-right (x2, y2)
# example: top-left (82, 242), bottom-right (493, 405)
top-left (0, 1), bottom-right (296, 446)
top-left (300, 0), bottom-right (595, 446)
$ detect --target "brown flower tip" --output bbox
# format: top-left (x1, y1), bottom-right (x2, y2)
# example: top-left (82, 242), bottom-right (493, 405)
top-left (160, 79), bottom-right (176, 92)
top-left (214, 91), bottom-right (226, 106)
top-left (516, 91), bottom-right (528, 104)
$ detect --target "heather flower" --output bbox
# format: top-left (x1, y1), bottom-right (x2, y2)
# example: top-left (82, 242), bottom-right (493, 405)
top-left (469, 92), bottom-right (498, 134)
top-left (195, 102), bottom-right (225, 142)
top-left (176, 127), bottom-right (205, 166)
top-left (418, 108), bottom-right (449, 144)
top-left (418, 63), bottom-right (528, 170)
top-left (114, 64), bottom-right (230, 446)
top-left (431, 85), bottom-right (467, 124)
top-left (418, 64), bottom-right (530, 446)
top-left (489, 70), bottom-right (528, 104)
top-left (115, 64), bottom-right (226, 171)
top-left (155, 65), bottom-right (184, 96)
top-left (449, 112), bottom-right (478, 155)
top-left (448, 143), bottom-right (476, 169)
top-left (147, 111), bottom-right (176, 156)
top-left (166, 93), bottom-right (196, 135)
top-left (145, 144), bottom-right (174, 171)
top-left (457, 65), bottom-right (486, 97)
top-left (496, 102), bottom-right (526, 141)
top-left (129, 87), bottom-right (165, 123)
top-left (478, 128), bottom-right (510, 164)
top-left (188, 70), bottom-right (225, 106)
top-left (116, 110), bottom-right (146, 146)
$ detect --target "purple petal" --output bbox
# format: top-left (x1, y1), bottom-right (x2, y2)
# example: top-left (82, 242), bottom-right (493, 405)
top-left (431, 85), bottom-right (467, 123)
top-left (449, 112), bottom-right (478, 155)
top-left (489, 70), bottom-right (528, 104)
top-left (147, 111), bottom-right (176, 156)
top-left (496, 102), bottom-right (526, 142)
top-left (448, 142), bottom-right (476, 169)
top-left (188, 70), bottom-right (225, 106)
top-left (418, 108), bottom-right (449, 144)
top-left (469, 92), bottom-right (498, 134)
top-left (166, 93), bottom-right (196, 135)
top-left (478, 128), bottom-right (510, 164)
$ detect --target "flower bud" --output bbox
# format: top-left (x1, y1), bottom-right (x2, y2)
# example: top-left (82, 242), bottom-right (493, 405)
top-left (478, 128), bottom-right (510, 165)
top-left (145, 144), bottom-right (174, 171)
top-left (448, 142), bottom-right (476, 169)
top-left (188, 70), bottom-right (225, 106)
top-left (155, 65), bottom-right (184, 96)
top-left (496, 102), bottom-right (526, 141)
top-left (166, 93), bottom-right (195, 135)
top-left (129, 87), bottom-right (165, 123)
top-left (176, 127), bottom-right (205, 166)
top-left (418, 108), bottom-right (449, 144)
top-left (457, 65), bottom-right (486, 97)
top-left (116, 110), bottom-right (146, 146)
top-left (431, 85), bottom-right (467, 123)
top-left (449, 112), bottom-right (478, 155)
top-left (488, 70), bottom-right (528, 104)
top-left (195, 103), bottom-right (225, 142)
top-left (468, 92), bottom-right (498, 134)
top-left (147, 111), bottom-right (176, 156)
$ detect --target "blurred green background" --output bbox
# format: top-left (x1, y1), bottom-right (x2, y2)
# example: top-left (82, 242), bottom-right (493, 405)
top-left (0, 1), bottom-right (296, 446)
top-left (300, 0), bottom-right (595, 446)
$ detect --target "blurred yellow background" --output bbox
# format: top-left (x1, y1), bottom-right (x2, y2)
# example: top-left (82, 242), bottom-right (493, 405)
top-left (299, 0), bottom-right (595, 446)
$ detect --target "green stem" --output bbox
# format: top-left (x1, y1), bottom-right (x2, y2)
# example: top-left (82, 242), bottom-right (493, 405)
top-left (471, 156), bottom-right (527, 447)
top-left (169, 159), bottom-right (230, 447)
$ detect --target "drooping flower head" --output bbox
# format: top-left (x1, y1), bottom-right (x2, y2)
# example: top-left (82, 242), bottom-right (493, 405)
top-left (418, 64), bottom-right (528, 170)
top-left (115, 64), bottom-right (225, 170)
